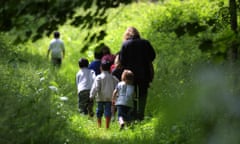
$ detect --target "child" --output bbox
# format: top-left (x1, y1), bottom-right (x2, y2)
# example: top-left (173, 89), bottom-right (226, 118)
top-left (111, 52), bottom-right (124, 121)
top-left (112, 69), bottom-right (135, 130)
top-left (88, 50), bottom-right (103, 75)
top-left (90, 60), bottom-right (119, 129)
top-left (76, 58), bottom-right (96, 116)
top-left (47, 31), bottom-right (65, 67)
top-left (101, 45), bottom-right (115, 68)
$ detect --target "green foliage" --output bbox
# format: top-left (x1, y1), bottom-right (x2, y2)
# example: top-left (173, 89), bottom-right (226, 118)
top-left (0, 65), bottom-right (68, 143)
top-left (0, 0), bottom-right (133, 50)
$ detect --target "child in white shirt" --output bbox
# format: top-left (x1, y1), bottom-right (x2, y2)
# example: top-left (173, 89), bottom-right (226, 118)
top-left (76, 58), bottom-right (95, 116)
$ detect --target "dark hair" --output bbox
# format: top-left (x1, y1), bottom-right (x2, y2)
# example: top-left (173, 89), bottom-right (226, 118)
top-left (101, 46), bottom-right (111, 55)
top-left (94, 51), bottom-right (103, 59)
top-left (101, 60), bottom-right (111, 71)
top-left (78, 58), bottom-right (89, 68)
top-left (54, 31), bottom-right (60, 38)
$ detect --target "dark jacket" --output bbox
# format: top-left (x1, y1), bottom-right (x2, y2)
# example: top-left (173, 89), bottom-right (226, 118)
top-left (119, 38), bottom-right (156, 85)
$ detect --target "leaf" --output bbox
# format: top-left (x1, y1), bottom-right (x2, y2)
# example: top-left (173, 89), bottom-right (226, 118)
top-left (59, 96), bottom-right (68, 101)
top-left (48, 85), bottom-right (58, 92)
top-left (49, 81), bottom-right (59, 87)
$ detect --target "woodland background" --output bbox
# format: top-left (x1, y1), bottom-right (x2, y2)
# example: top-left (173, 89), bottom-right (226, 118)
top-left (1, 0), bottom-right (240, 143)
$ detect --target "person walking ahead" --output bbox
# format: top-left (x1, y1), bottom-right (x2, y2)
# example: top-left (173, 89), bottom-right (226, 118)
top-left (119, 26), bottom-right (156, 121)
top-left (47, 31), bottom-right (65, 67)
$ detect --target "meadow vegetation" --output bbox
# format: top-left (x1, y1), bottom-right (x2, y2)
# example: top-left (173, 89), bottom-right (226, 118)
top-left (1, 0), bottom-right (240, 143)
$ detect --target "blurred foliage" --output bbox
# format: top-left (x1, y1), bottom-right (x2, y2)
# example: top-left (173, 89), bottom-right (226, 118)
top-left (0, 0), bottom-right (132, 46)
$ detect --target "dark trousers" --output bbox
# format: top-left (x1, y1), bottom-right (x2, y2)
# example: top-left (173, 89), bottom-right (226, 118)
top-left (51, 58), bottom-right (62, 67)
top-left (78, 90), bottom-right (91, 115)
top-left (117, 105), bottom-right (131, 122)
top-left (132, 83), bottom-right (148, 121)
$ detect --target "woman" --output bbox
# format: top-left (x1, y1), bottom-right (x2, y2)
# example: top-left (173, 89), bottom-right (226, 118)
top-left (119, 26), bottom-right (156, 121)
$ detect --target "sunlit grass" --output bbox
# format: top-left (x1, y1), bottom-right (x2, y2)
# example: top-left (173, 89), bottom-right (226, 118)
top-left (69, 112), bottom-right (157, 142)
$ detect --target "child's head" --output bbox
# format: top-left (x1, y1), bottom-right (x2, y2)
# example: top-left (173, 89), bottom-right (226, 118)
top-left (100, 60), bottom-right (111, 71)
top-left (101, 45), bottom-right (111, 55)
top-left (121, 69), bottom-right (134, 84)
top-left (78, 58), bottom-right (89, 68)
top-left (94, 50), bottom-right (103, 60)
top-left (54, 31), bottom-right (60, 38)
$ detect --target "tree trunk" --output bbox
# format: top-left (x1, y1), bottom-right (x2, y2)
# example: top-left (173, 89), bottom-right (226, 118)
top-left (228, 0), bottom-right (238, 62)
top-left (229, 0), bottom-right (239, 97)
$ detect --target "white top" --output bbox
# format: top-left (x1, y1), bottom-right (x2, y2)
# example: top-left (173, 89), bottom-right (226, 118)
top-left (90, 71), bottom-right (119, 102)
top-left (115, 81), bottom-right (135, 107)
top-left (76, 68), bottom-right (96, 94)
top-left (48, 38), bottom-right (65, 58)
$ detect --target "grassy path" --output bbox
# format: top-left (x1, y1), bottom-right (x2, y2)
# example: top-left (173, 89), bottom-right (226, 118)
top-left (67, 111), bottom-right (157, 143)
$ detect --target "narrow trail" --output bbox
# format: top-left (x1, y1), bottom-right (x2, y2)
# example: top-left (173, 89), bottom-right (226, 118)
top-left (68, 111), bottom-right (156, 142)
